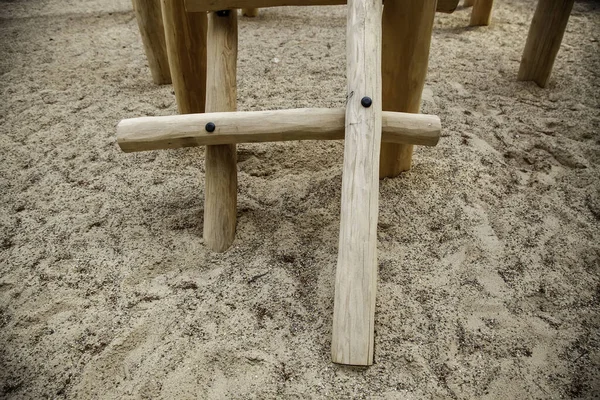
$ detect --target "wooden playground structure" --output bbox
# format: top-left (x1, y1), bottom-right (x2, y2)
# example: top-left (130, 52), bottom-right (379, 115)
top-left (119, 0), bottom-right (575, 366)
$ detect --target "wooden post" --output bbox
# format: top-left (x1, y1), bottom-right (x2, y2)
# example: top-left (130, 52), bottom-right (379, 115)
top-left (242, 8), bottom-right (259, 16)
top-left (332, 0), bottom-right (382, 366)
top-left (379, 0), bottom-right (436, 178)
top-left (518, 0), bottom-right (574, 88)
top-left (463, 0), bottom-right (474, 7)
top-left (203, 10), bottom-right (238, 252)
top-left (133, 0), bottom-right (172, 84)
top-left (161, 0), bottom-right (207, 114)
top-left (469, 0), bottom-right (494, 26)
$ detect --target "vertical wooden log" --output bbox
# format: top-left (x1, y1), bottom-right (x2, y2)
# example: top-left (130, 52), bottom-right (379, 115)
top-left (203, 11), bottom-right (238, 252)
top-left (133, 0), bottom-right (172, 84)
top-left (332, 0), bottom-right (382, 366)
top-left (469, 0), bottom-right (494, 26)
top-left (379, 0), bottom-right (436, 178)
top-left (161, 0), bottom-right (207, 114)
top-left (518, 0), bottom-right (574, 88)
top-left (464, 0), bottom-right (474, 7)
top-left (242, 8), bottom-right (259, 16)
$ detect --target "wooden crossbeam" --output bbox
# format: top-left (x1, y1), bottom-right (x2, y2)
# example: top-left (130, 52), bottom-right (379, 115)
top-left (184, 0), bottom-right (459, 14)
top-left (116, 108), bottom-right (440, 152)
top-left (331, 0), bottom-right (382, 366)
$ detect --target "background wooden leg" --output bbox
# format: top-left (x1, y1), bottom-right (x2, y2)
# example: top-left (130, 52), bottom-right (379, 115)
top-left (203, 11), bottom-right (238, 252)
top-left (161, 0), bottom-right (207, 114)
top-left (469, 0), bottom-right (494, 26)
top-left (517, 0), bottom-right (575, 88)
top-left (133, 0), bottom-right (172, 84)
top-left (464, 0), bottom-right (474, 7)
top-left (241, 8), bottom-right (259, 17)
top-left (379, 0), bottom-right (436, 178)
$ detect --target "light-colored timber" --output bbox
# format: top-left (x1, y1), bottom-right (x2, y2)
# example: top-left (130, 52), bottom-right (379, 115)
top-left (161, 0), bottom-right (207, 114)
top-left (117, 109), bottom-right (441, 152)
top-left (241, 8), bottom-right (259, 16)
top-left (203, 10), bottom-right (238, 253)
top-left (463, 0), bottom-right (474, 7)
top-left (133, 0), bottom-right (172, 84)
top-left (185, 0), bottom-right (459, 13)
top-left (517, 0), bottom-right (574, 88)
top-left (331, 0), bottom-right (382, 367)
top-left (379, 0), bottom-right (436, 177)
top-left (469, 0), bottom-right (494, 26)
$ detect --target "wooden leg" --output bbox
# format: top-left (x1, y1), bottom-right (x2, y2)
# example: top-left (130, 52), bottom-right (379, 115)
top-left (332, 0), bottom-right (382, 366)
top-left (518, 0), bottom-right (574, 88)
top-left (379, 0), bottom-right (436, 178)
top-left (203, 11), bottom-right (238, 252)
top-left (464, 0), bottom-right (474, 7)
top-left (241, 8), bottom-right (259, 17)
top-left (469, 0), bottom-right (494, 26)
top-left (161, 0), bottom-right (207, 114)
top-left (133, 0), bottom-right (172, 84)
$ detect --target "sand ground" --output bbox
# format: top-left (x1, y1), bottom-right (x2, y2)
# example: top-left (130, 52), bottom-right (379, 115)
top-left (1, 0), bottom-right (599, 398)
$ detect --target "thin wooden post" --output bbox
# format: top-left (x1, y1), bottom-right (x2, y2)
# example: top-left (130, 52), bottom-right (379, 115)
top-left (161, 0), bottom-right (207, 114)
top-left (379, 0), bottom-right (436, 178)
top-left (331, 0), bottom-right (382, 366)
top-left (518, 0), bottom-right (574, 88)
top-left (464, 0), bottom-right (474, 7)
top-left (133, 0), bottom-right (172, 84)
top-left (242, 8), bottom-right (259, 16)
top-left (469, 0), bottom-right (494, 26)
top-left (203, 10), bottom-right (238, 252)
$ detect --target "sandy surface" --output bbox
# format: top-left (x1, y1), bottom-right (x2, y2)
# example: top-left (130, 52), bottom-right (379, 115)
top-left (1, 0), bottom-right (599, 398)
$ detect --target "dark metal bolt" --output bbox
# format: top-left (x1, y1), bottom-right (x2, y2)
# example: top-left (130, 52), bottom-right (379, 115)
top-left (205, 122), bottom-right (216, 133)
top-left (361, 96), bottom-right (372, 108)
top-left (216, 10), bottom-right (230, 16)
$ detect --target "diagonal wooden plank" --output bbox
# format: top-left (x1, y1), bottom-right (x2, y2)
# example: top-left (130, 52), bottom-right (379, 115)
top-left (331, 0), bottom-right (382, 366)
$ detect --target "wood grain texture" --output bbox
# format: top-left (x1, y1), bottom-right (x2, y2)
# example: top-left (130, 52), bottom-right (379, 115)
top-left (517, 0), bottom-right (574, 88)
top-left (241, 8), bottom-right (259, 16)
top-left (185, 0), bottom-right (458, 14)
top-left (161, 0), bottom-right (207, 114)
top-left (117, 109), bottom-right (441, 151)
top-left (379, 0), bottom-right (436, 178)
top-left (133, 0), bottom-right (172, 84)
top-left (203, 10), bottom-right (238, 253)
top-left (331, 0), bottom-right (382, 366)
top-left (469, 0), bottom-right (494, 26)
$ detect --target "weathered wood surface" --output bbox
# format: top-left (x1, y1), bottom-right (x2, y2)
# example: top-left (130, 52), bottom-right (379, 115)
top-left (331, 0), bottom-right (382, 366)
top-left (469, 0), bottom-right (494, 26)
top-left (518, 0), bottom-right (574, 88)
top-left (185, 0), bottom-right (459, 13)
top-left (117, 109), bottom-right (441, 151)
top-left (241, 8), bottom-right (259, 16)
top-left (133, 0), bottom-right (172, 84)
top-left (203, 10), bottom-right (238, 253)
top-left (161, 0), bottom-right (207, 114)
top-left (379, 0), bottom-right (436, 177)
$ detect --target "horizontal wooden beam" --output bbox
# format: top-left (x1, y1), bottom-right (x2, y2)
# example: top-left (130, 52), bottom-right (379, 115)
top-left (117, 108), bottom-right (440, 152)
top-left (184, 0), bottom-right (459, 14)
